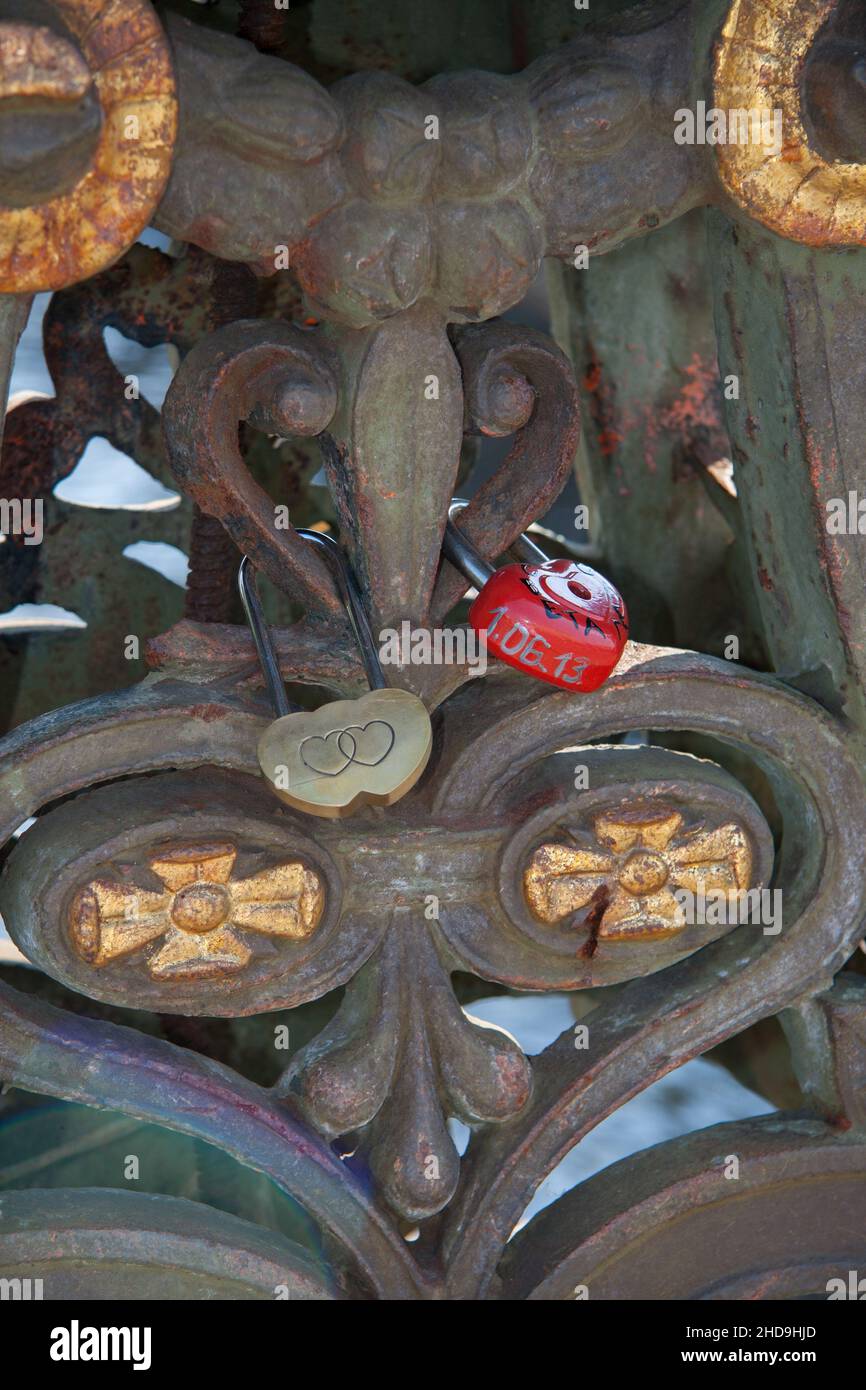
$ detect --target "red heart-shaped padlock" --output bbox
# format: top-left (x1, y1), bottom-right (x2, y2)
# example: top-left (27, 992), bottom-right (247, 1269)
top-left (469, 558), bottom-right (628, 692)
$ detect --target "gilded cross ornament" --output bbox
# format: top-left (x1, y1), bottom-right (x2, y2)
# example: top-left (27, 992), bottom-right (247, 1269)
top-left (523, 806), bottom-right (754, 939)
top-left (68, 841), bottom-right (324, 980)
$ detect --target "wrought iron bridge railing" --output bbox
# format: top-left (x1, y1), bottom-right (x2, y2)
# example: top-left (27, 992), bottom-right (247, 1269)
top-left (0, 0), bottom-right (864, 1301)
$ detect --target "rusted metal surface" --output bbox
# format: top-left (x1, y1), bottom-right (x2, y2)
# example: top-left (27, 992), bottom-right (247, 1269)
top-left (545, 208), bottom-right (757, 658)
top-left (1, 0), bottom-right (866, 1301)
top-left (0, 289), bottom-right (30, 455)
top-left (500, 1117), bottom-right (866, 1299)
top-left (0, 1188), bottom-right (340, 1299)
top-left (709, 213), bottom-right (866, 734)
top-left (316, 302), bottom-right (465, 632)
top-left (0, 2), bottom-right (177, 292)
top-left (0, 968), bottom-right (427, 1299)
top-left (161, 311), bottom-right (580, 639)
top-left (713, 0), bottom-right (866, 246)
top-left (783, 974), bottom-right (866, 1130)
top-left (237, 0), bottom-right (288, 56)
top-left (0, 638), bottom-right (864, 1279)
top-left (185, 506), bottom-right (241, 622)
top-left (161, 317), bottom-right (344, 621)
top-left (155, 5), bottom-right (710, 290)
top-left (0, 241), bottom-right (259, 728)
top-left (283, 917), bottom-right (532, 1221)
top-left (431, 320), bottom-right (580, 622)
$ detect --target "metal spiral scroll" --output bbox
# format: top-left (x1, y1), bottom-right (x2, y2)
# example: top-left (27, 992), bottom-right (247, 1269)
top-left (1, 0), bottom-right (865, 1303)
top-left (0, 643), bottom-right (863, 1293)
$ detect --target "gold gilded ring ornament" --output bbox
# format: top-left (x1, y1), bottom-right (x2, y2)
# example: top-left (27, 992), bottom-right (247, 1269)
top-left (0, 0), bottom-right (177, 292)
top-left (713, 0), bottom-right (866, 246)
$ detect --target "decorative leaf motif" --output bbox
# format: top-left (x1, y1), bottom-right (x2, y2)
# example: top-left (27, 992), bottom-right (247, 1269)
top-left (426, 72), bottom-right (532, 195)
top-left (530, 56), bottom-right (644, 160)
top-left (280, 915), bottom-right (532, 1221)
top-left (433, 200), bottom-right (542, 321)
top-left (295, 201), bottom-right (433, 325)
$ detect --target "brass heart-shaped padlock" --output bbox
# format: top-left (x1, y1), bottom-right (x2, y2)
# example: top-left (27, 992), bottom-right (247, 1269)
top-left (258, 688), bottom-right (432, 818)
top-left (239, 536), bottom-right (432, 819)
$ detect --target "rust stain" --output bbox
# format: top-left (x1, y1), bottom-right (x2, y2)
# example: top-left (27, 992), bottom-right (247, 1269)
top-left (757, 566), bottom-right (774, 592)
top-left (579, 883), bottom-right (611, 960)
top-left (582, 348), bottom-right (627, 476)
top-left (804, 434), bottom-right (855, 644)
top-left (659, 353), bottom-right (723, 439)
top-left (597, 428), bottom-right (623, 456)
top-left (829, 1114), bottom-right (853, 1132)
top-left (188, 703), bottom-right (230, 724)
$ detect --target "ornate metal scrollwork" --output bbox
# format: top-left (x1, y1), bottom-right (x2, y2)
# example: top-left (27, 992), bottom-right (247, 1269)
top-left (1, 641), bottom-right (864, 1265)
top-left (1, 0), bottom-right (866, 1304)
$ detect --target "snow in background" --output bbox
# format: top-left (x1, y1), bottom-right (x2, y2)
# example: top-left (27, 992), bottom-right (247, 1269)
top-left (458, 994), bottom-right (771, 1227)
top-left (1, 230), bottom-right (183, 958)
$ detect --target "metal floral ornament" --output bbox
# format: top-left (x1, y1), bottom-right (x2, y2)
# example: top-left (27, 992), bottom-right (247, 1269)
top-left (69, 841), bottom-right (324, 980)
top-left (523, 807), bottom-right (754, 940)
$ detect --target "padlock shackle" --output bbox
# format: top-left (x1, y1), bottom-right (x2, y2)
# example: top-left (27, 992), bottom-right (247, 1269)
top-left (237, 557), bottom-right (295, 718)
top-left (508, 528), bottom-right (552, 567)
top-left (296, 529), bottom-right (386, 692)
top-left (443, 498), bottom-right (549, 591)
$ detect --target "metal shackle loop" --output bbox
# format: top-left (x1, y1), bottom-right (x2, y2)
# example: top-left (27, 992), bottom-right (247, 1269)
top-left (238, 556), bottom-right (295, 717)
top-left (295, 530), bottom-right (386, 692)
top-left (442, 497), bottom-right (550, 591)
top-left (238, 531), bottom-right (386, 720)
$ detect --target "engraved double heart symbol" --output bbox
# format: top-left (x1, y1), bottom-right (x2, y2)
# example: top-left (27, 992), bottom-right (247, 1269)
top-left (299, 720), bottom-right (396, 778)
